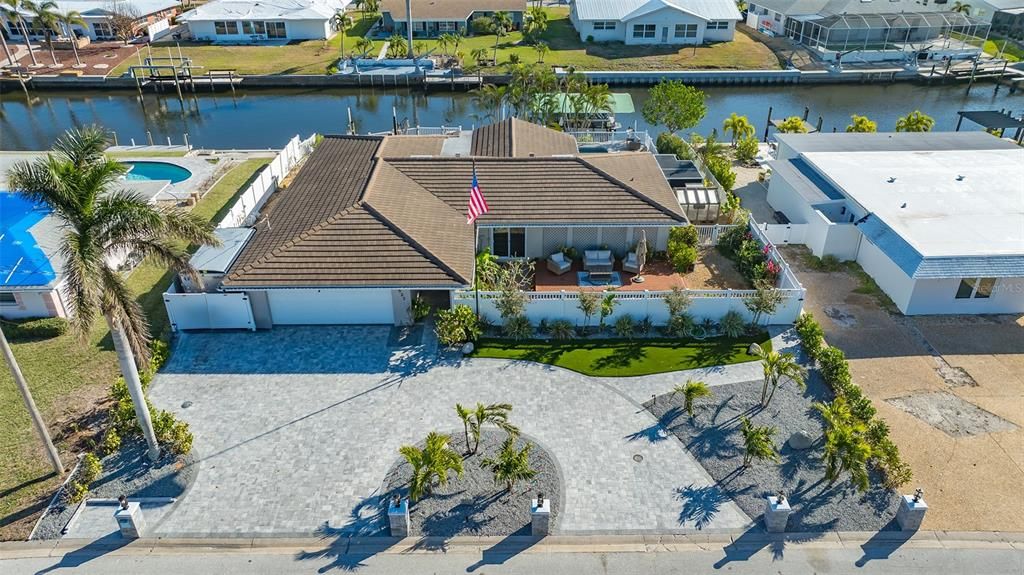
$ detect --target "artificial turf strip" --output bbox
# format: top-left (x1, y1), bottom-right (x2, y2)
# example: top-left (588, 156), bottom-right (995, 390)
top-left (471, 333), bottom-right (772, 377)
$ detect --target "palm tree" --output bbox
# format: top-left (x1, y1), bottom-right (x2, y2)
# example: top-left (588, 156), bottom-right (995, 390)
top-left (814, 398), bottom-right (872, 492)
top-left (722, 113), bottom-right (754, 146)
top-left (56, 9), bottom-right (85, 68)
top-left (4, 0), bottom-right (39, 66)
top-left (776, 116), bottom-right (807, 133)
top-left (0, 0), bottom-right (16, 66)
top-left (399, 432), bottom-right (464, 502)
top-left (362, 0), bottom-right (379, 20)
top-left (480, 433), bottom-right (537, 493)
top-left (354, 37), bottom-right (374, 57)
top-left (576, 290), bottom-right (599, 334)
top-left (490, 11), bottom-right (512, 64)
top-left (386, 33), bottom-right (406, 58)
top-left (437, 32), bottom-right (452, 57)
top-left (352, 0), bottom-right (365, 19)
top-left (331, 11), bottom-right (354, 58)
top-left (7, 127), bottom-right (218, 461)
top-left (845, 114), bottom-right (877, 133)
top-left (472, 83), bottom-right (506, 121)
top-left (2, 325), bottom-right (63, 475)
top-left (598, 292), bottom-right (618, 332)
top-left (952, 1), bottom-right (971, 13)
top-left (895, 110), bottom-right (935, 132)
top-left (534, 41), bottom-right (549, 63)
top-left (751, 344), bottom-right (805, 408)
top-left (470, 46), bottom-right (489, 66)
top-left (27, 0), bottom-right (59, 66)
top-left (672, 380), bottom-right (713, 419)
top-left (455, 403), bottom-right (472, 450)
top-left (468, 402), bottom-right (518, 454)
top-left (523, 6), bottom-right (548, 43)
top-left (739, 416), bottom-right (779, 467)
top-left (449, 31), bottom-right (462, 56)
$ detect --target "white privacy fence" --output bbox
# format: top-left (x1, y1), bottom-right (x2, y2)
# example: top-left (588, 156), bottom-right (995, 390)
top-left (163, 284), bottom-right (255, 331)
top-left (693, 224), bottom-right (736, 246)
top-left (216, 134), bottom-right (316, 228)
top-left (758, 222), bottom-right (808, 246)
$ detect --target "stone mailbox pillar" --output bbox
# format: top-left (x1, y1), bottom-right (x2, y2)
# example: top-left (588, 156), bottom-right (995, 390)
top-left (388, 496), bottom-right (410, 538)
top-left (531, 495), bottom-right (551, 537)
top-left (896, 489), bottom-right (928, 531)
top-left (763, 495), bottom-right (791, 533)
top-left (113, 497), bottom-right (145, 539)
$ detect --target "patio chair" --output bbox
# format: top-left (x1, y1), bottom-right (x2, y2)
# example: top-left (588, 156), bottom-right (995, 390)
top-left (622, 251), bottom-right (640, 275)
top-left (546, 252), bottom-right (571, 275)
top-left (583, 250), bottom-right (613, 274)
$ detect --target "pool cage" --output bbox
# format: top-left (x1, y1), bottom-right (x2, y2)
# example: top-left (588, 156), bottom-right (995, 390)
top-left (786, 11), bottom-right (990, 60)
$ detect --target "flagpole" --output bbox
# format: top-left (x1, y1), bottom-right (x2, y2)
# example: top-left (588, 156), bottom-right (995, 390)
top-left (473, 159), bottom-right (480, 318)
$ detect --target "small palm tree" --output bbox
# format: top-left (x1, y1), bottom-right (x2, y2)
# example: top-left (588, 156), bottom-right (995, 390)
top-left (471, 46), bottom-right (489, 66)
top-left (895, 110), bottom-right (935, 133)
top-left (739, 417), bottom-right (779, 467)
top-left (672, 380), bottom-right (713, 419)
top-left (751, 344), bottom-right (806, 408)
top-left (449, 31), bottom-right (463, 55)
top-left (331, 11), bottom-right (354, 58)
top-left (387, 33), bottom-right (407, 58)
top-left (362, 0), bottom-right (379, 20)
top-left (468, 402), bottom-right (518, 454)
top-left (437, 32), bottom-right (452, 57)
top-left (598, 292), bottom-right (618, 332)
top-left (56, 9), bottom-right (85, 68)
top-left (523, 6), bottom-right (548, 42)
top-left (400, 432), bottom-right (464, 502)
top-left (28, 0), bottom-right (60, 66)
top-left (534, 41), bottom-right (549, 63)
top-left (845, 114), bottom-right (877, 133)
top-left (722, 113), bottom-right (754, 146)
top-left (776, 116), bottom-right (807, 134)
top-left (8, 127), bottom-right (218, 460)
top-left (814, 398), bottom-right (872, 492)
top-left (354, 37), bottom-right (374, 57)
top-left (455, 403), bottom-right (472, 450)
top-left (480, 432), bottom-right (537, 493)
top-left (952, 1), bottom-right (971, 13)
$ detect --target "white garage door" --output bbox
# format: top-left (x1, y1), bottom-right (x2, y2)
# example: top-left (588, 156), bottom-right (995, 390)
top-left (267, 289), bottom-right (395, 325)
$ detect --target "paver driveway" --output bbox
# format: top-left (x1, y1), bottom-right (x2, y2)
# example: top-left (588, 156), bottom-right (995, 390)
top-left (147, 326), bottom-right (751, 537)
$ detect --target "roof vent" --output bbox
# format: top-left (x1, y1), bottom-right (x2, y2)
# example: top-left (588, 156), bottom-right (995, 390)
top-left (529, 152), bottom-right (535, 157)
top-left (900, 202), bottom-right (907, 208)
top-left (956, 174), bottom-right (965, 181)
top-left (887, 176), bottom-right (897, 183)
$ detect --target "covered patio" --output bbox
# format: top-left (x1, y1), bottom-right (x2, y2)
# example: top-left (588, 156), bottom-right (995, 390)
top-left (533, 248), bottom-right (750, 292)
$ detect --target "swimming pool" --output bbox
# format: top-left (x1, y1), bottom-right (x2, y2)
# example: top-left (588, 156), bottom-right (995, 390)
top-left (0, 192), bottom-right (57, 287)
top-left (123, 161), bottom-right (193, 184)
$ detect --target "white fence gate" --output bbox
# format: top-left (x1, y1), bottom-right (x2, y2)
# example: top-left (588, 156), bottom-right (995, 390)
top-left (164, 290), bottom-right (255, 331)
top-left (217, 134), bottom-right (316, 228)
top-left (759, 223), bottom-right (808, 246)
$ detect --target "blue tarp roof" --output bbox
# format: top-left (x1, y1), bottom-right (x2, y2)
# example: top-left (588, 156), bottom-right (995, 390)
top-left (0, 193), bottom-right (57, 288)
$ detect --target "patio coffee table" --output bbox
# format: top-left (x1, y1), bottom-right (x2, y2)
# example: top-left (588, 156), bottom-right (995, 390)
top-left (587, 266), bottom-right (613, 280)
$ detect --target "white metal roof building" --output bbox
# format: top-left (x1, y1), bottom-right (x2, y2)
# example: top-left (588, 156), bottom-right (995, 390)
top-left (2, 0), bottom-right (180, 41)
top-left (764, 132), bottom-right (1024, 315)
top-left (570, 0), bottom-right (741, 45)
top-left (179, 0), bottom-right (350, 42)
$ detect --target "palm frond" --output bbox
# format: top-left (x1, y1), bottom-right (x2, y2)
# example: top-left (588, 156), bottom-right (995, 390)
top-left (51, 125), bottom-right (110, 169)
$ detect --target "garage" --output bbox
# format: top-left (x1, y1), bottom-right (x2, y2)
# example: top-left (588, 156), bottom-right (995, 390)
top-left (265, 289), bottom-right (397, 325)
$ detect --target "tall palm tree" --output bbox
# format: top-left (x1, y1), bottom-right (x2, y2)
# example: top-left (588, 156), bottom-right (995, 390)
top-left (4, 0), bottom-right (39, 66)
top-left (468, 402), bottom-right (518, 454)
top-left (400, 431), bottom-right (464, 502)
top-left (751, 344), bottom-right (805, 408)
top-left (895, 110), bottom-right (935, 132)
top-left (472, 83), bottom-right (507, 121)
top-left (7, 127), bottom-right (218, 461)
top-left (480, 432), bottom-right (536, 493)
top-left (739, 416), bottom-right (779, 467)
top-left (523, 6), bottom-right (548, 43)
top-left (331, 11), bottom-right (354, 58)
top-left (814, 398), bottom-right (872, 492)
top-left (56, 9), bottom-right (85, 68)
top-left (490, 11), bottom-right (512, 64)
top-left (0, 0), bottom-right (15, 66)
top-left (672, 379), bottom-right (713, 419)
top-left (27, 0), bottom-right (59, 66)
top-left (722, 113), bottom-right (754, 146)
top-left (455, 403), bottom-right (472, 450)
top-left (2, 325), bottom-right (63, 475)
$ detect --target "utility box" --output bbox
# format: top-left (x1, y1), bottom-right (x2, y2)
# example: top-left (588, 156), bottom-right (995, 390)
top-left (388, 498), bottom-right (410, 538)
top-left (896, 494), bottom-right (928, 531)
top-left (531, 498), bottom-right (551, 537)
top-left (763, 496), bottom-right (791, 533)
top-left (113, 501), bottom-right (145, 539)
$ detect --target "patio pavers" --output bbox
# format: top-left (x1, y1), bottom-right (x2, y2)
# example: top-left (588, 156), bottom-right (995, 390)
top-left (147, 326), bottom-right (750, 537)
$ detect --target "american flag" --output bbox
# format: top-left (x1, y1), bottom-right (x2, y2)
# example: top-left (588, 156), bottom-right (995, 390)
top-left (466, 167), bottom-right (489, 224)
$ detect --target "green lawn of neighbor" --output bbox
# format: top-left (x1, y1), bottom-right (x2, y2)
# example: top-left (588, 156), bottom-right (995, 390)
top-left (472, 333), bottom-right (772, 377)
top-left (110, 9), bottom-right (778, 76)
top-left (0, 157), bottom-right (270, 541)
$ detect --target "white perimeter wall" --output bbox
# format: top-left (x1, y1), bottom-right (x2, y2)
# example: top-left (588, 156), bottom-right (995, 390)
top-left (266, 289), bottom-right (396, 325)
top-left (855, 237), bottom-right (915, 313)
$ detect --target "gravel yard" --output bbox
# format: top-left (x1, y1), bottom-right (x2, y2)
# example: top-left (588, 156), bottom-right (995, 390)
top-left (382, 429), bottom-right (560, 537)
top-left (647, 375), bottom-right (901, 532)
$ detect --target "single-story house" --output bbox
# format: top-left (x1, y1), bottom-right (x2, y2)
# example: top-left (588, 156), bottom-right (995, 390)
top-left (2, 0), bottom-right (179, 42)
top-left (171, 118), bottom-right (690, 328)
top-left (378, 0), bottom-right (525, 38)
top-left (570, 0), bottom-right (740, 45)
top-left (765, 131), bottom-right (1024, 315)
top-left (179, 0), bottom-right (350, 42)
top-left (970, 0), bottom-right (1024, 36)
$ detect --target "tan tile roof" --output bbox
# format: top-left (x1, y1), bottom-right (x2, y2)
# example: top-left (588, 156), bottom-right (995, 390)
top-left (582, 153), bottom-right (687, 221)
top-left (380, 135), bottom-right (447, 157)
top-left (471, 118), bottom-right (578, 158)
top-left (381, 0), bottom-right (525, 20)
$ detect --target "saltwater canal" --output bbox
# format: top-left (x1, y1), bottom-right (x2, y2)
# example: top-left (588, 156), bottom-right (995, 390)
top-left (1, 82), bottom-right (1020, 150)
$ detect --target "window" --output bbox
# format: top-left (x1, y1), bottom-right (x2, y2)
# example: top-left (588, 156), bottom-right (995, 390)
top-left (0, 292), bottom-right (16, 306)
top-left (214, 21), bottom-right (238, 35)
top-left (93, 22), bottom-right (113, 38)
top-left (241, 21), bottom-right (253, 34)
top-left (266, 21), bottom-right (286, 38)
top-left (253, 21), bottom-right (266, 34)
top-left (707, 20), bottom-right (729, 30)
top-left (955, 278), bottom-right (997, 299)
top-left (632, 24), bottom-right (656, 38)
top-left (593, 21), bottom-right (616, 30)
top-left (412, 21), bottom-right (426, 32)
top-left (491, 228), bottom-right (526, 258)
top-left (773, 12), bottom-right (782, 21)
top-left (674, 23), bottom-right (697, 38)
top-left (438, 21), bottom-right (458, 32)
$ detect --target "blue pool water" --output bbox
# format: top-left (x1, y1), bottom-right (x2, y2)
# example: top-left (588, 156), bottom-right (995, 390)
top-left (0, 193), bottom-right (57, 287)
top-left (123, 161), bottom-right (192, 184)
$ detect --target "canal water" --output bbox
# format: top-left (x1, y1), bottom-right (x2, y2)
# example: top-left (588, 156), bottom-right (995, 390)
top-left (1, 83), bottom-right (1020, 150)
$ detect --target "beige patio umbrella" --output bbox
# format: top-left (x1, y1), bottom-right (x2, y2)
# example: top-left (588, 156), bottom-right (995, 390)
top-left (634, 230), bottom-right (648, 283)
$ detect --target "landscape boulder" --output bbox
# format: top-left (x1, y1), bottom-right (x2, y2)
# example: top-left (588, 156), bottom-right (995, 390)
top-left (788, 430), bottom-right (815, 450)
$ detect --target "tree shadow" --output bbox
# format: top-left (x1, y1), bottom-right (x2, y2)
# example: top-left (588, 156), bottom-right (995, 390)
top-left (713, 524), bottom-right (827, 568)
top-left (419, 491), bottom-right (508, 537)
top-left (589, 343), bottom-right (647, 372)
top-left (854, 518), bottom-right (913, 567)
top-left (465, 534), bottom-right (542, 573)
top-left (32, 532), bottom-right (132, 574)
top-left (676, 484), bottom-right (730, 530)
top-left (625, 405), bottom-right (684, 443)
top-left (293, 493), bottom-right (394, 572)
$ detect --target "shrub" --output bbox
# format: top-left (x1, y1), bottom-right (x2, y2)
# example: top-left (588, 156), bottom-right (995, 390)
top-left (68, 482), bottom-right (90, 503)
top-left (735, 135), bottom-right (759, 165)
top-left (411, 295), bottom-right (431, 321)
top-left (704, 155), bottom-right (736, 193)
top-left (101, 429), bottom-right (122, 456)
top-left (666, 313), bottom-right (695, 338)
top-left (586, 34), bottom-right (594, 42)
top-left (817, 346), bottom-right (852, 392)
top-left (548, 319), bottom-right (575, 339)
top-left (636, 316), bottom-right (653, 337)
top-left (80, 453), bottom-right (102, 484)
top-left (613, 314), bottom-right (635, 338)
top-left (663, 286), bottom-right (692, 318)
top-left (669, 245), bottom-right (698, 273)
top-left (559, 245), bottom-right (579, 261)
top-left (503, 315), bottom-right (533, 340)
top-left (795, 313), bottom-right (825, 361)
top-left (150, 407), bottom-right (194, 455)
top-left (668, 226), bottom-right (699, 250)
top-left (719, 310), bottom-right (745, 338)
top-left (8, 317), bottom-right (69, 339)
top-left (435, 305), bottom-right (481, 345)
top-left (656, 132), bottom-right (690, 159)
top-left (537, 318), bottom-right (549, 334)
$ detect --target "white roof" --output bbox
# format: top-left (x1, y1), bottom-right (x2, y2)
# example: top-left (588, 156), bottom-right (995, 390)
top-left (574, 0), bottom-right (741, 22)
top-left (802, 148), bottom-right (1024, 259)
top-left (179, 0), bottom-right (349, 22)
top-left (15, 0), bottom-right (179, 17)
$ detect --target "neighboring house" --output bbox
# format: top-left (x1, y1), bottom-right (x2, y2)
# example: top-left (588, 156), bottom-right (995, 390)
top-left (570, 0), bottom-right (740, 45)
top-left (179, 0), bottom-right (350, 42)
top-left (2, 0), bottom-right (179, 42)
top-left (172, 118), bottom-right (690, 328)
top-left (378, 0), bottom-right (525, 38)
top-left (971, 0), bottom-right (1024, 36)
top-left (764, 132), bottom-right (1024, 315)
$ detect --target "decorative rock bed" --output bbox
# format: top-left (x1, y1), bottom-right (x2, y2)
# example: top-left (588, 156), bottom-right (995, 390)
top-left (646, 373), bottom-right (901, 532)
top-left (381, 429), bottom-right (560, 537)
top-left (31, 439), bottom-right (196, 540)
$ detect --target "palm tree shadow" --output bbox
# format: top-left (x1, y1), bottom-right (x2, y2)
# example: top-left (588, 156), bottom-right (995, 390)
top-left (589, 343), bottom-right (647, 372)
top-left (32, 533), bottom-right (132, 575)
top-left (625, 405), bottom-right (685, 443)
top-left (713, 524), bottom-right (827, 568)
top-left (466, 534), bottom-right (542, 572)
top-left (676, 484), bottom-right (730, 530)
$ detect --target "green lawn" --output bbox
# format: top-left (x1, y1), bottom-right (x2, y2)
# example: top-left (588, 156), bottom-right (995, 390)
top-left (110, 9), bottom-right (778, 76)
top-left (0, 157), bottom-right (269, 541)
top-left (472, 333), bottom-right (771, 377)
